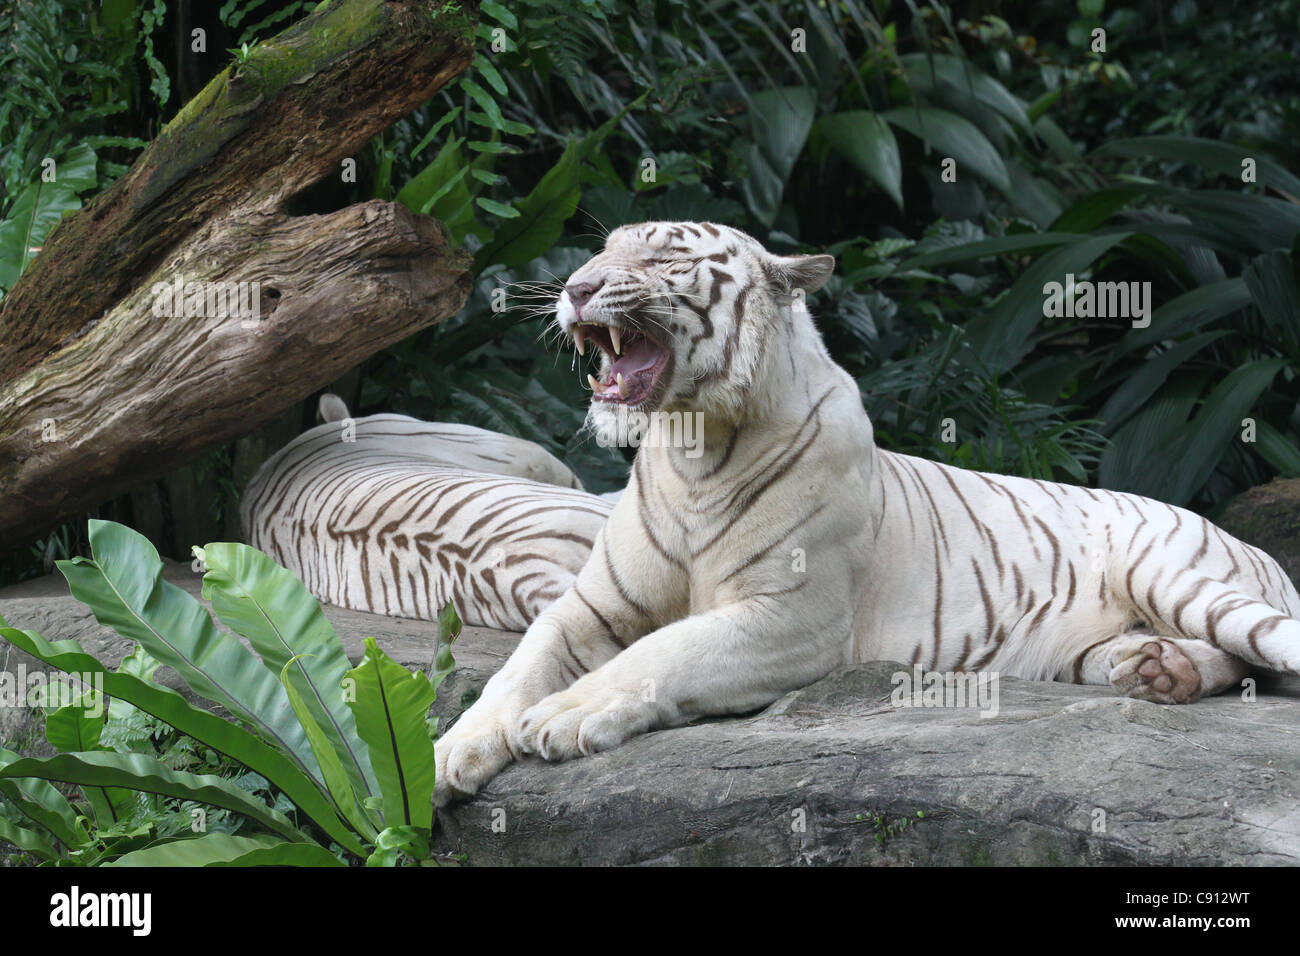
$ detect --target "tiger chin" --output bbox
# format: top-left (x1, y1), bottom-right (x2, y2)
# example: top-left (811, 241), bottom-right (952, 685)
top-left (433, 220), bottom-right (1300, 806)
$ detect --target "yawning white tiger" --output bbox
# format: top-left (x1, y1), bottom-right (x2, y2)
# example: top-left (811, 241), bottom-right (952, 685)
top-left (429, 220), bottom-right (1300, 804)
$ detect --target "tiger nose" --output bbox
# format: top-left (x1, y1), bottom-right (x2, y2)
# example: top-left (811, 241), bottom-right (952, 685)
top-left (565, 281), bottom-right (602, 312)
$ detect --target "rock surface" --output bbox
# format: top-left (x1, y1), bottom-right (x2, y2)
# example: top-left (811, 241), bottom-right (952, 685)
top-left (2, 563), bottom-right (1299, 866)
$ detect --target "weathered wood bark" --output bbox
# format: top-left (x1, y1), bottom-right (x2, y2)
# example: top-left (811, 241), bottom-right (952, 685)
top-left (0, 0), bottom-right (479, 551)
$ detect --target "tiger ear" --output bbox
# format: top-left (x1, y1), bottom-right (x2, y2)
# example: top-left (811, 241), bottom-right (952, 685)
top-left (765, 254), bottom-right (836, 295)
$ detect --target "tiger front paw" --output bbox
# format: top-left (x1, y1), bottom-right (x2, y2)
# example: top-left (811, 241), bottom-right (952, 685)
top-left (434, 686), bottom-right (536, 806)
top-left (515, 682), bottom-right (659, 762)
top-left (434, 716), bottom-right (513, 806)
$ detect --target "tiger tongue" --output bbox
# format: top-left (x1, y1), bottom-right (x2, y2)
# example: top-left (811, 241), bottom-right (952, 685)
top-left (610, 337), bottom-right (663, 377)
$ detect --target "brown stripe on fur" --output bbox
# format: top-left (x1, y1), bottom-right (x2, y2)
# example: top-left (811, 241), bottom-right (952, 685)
top-left (1246, 614), bottom-right (1286, 663)
top-left (1124, 540), bottom-right (1156, 610)
top-left (1072, 634), bottom-right (1120, 683)
top-left (602, 535), bottom-right (656, 623)
top-left (573, 586), bottom-right (627, 649)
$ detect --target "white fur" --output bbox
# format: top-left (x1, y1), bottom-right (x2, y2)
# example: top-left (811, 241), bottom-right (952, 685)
top-left (435, 221), bottom-right (1300, 804)
top-left (242, 410), bottom-right (608, 629)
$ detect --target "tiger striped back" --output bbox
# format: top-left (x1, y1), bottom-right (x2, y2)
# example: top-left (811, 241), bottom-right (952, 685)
top-left (242, 408), bottom-right (613, 630)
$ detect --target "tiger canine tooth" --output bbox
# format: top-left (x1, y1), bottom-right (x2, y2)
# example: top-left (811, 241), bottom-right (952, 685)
top-left (616, 372), bottom-right (627, 397)
top-left (610, 326), bottom-right (622, 355)
top-left (574, 326), bottom-right (586, 355)
top-left (587, 373), bottom-right (600, 391)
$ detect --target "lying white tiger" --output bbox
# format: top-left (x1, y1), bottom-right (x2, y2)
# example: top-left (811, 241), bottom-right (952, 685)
top-left (433, 219), bottom-right (1300, 804)
top-left (242, 406), bottom-right (612, 630)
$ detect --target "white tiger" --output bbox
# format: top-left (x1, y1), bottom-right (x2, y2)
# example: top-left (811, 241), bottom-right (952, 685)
top-left (433, 219), bottom-right (1300, 804)
top-left (242, 404), bottom-right (612, 630)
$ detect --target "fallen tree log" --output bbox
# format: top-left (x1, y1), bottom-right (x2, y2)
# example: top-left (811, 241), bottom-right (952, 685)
top-left (0, 0), bottom-right (478, 552)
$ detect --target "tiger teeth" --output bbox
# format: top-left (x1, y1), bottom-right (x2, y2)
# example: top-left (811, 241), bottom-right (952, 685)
top-left (610, 327), bottom-right (622, 355)
top-left (587, 373), bottom-right (600, 391)
top-left (574, 326), bottom-right (586, 356)
top-left (616, 372), bottom-right (627, 398)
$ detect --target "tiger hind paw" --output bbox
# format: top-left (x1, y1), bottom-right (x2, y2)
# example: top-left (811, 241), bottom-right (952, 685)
top-left (1109, 637), bottom-right (1203, 704)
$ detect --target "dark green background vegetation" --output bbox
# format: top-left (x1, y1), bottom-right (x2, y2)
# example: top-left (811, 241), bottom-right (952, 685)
top-left (3, 0), bottom-right (1299, 584)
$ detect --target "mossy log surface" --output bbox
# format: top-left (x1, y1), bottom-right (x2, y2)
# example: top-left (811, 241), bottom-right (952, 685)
top-left (0, 0), bottom-right (478, 551)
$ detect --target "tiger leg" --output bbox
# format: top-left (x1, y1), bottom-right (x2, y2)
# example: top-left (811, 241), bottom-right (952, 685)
top-left (514, 602), bottom-right (849, 762)
top-left (1070, 633), bottom-right (1248, 703)
top-left (434, 586), bottom-right (634, 804)
top-left (1119, 567), bottom-right (1300, 675)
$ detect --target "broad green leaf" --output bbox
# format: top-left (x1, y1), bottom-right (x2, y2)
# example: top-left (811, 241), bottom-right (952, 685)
top-left (118, 642), bottom-right (161, 683)
top-left (1051, 186), bottom-right (1144, 232)
top-left (901, 232), bottom-right (1080, 269)
top-left (1113, 278), bottom-right (1251, 357)
top-left (1092, 136), bottom-right (1300, 199)
top-left (740, 86), bottom-right (816, 225)
top-left (42, 693), bottom-right (126, 826)
top-left (1096, 331), bottom-right (1229, 433)
top-left (346, 638), bottom-right (437, 831)
top-left (109, 832), bottom-right (344, 867)
top-left (0, 745), bottom-right (80, 847)
top-left (900, 53), bottom-right (1033, 136)
top-left (1166, 359), bottom-right (1288, 505)
top-left (472, 98), bottom-right (639, 273)
top-left (1098, 377), bottom-right (1204, 497)
top-left (0, 815), bottom-right (60, 862)
top-left (1003, 158), bottom-right (1066, 228)
top-left (0, 624), bottom-right (364, 856)
top-left (1253, 420), bottom-right (1300, 478)
top-left (1129, 184), bottom-right (1300, 253)
top-left (1034, 114), bottom-right (1083, 164)
top-left (45, 698), bottom-right (106, 753)
top-left (1243, 249), bottom-right (1300, 335)
top-left (51, 143), bottom-right (100, 192)
top-left (0, 180), bottom-right (80, 291)
top-left (199, 542), bottom-right (377, 801)
top-left (278, 657), bottom-right (379, 841)
top-left (56, 522), bottom-right (318, 787)
top-left (966, 232), bottom-right (1132, 370)
top-left (0, 751), bottom-right (308, 844)
top-left (646, 183), bottom-right (745, 224)
top-left (818, 112), bottom-right (902, 208)
top-left (0, 144), bottom-right (99, 290)
top-left (883, 106), bottom-right (1011, 195)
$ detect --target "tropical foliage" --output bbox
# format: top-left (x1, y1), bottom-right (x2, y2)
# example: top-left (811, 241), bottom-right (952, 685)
top-left (0, 0), bottom-right (1297, 549)
top-left (360, 0), bottom-right (1300, 506)
top-left (0, 520), bottom-right (459, 866)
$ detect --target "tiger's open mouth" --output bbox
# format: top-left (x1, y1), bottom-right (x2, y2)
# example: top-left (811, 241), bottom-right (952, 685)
top-left (573, 321), bottom-right (672, 407)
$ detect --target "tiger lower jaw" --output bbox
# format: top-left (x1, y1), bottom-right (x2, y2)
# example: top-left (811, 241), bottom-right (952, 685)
top-left (574, 318), bottom-right (674, 413)
top-left (587, 382), bottom-right (670, 452)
